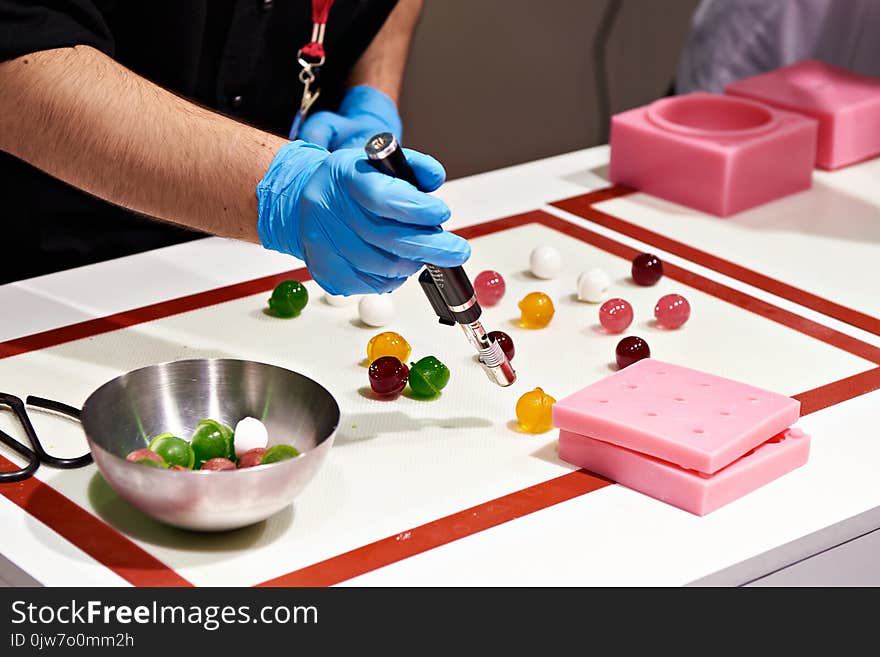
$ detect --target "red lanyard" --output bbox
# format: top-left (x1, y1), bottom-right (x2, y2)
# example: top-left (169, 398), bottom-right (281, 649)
top-left (299, 0), bottom-right (334, 63)
top-left (290, 0), bottom-right (335, 138)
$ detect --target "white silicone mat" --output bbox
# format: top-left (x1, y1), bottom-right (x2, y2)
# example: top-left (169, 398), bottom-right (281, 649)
top-left (0, 217), bottom-right (875, 587)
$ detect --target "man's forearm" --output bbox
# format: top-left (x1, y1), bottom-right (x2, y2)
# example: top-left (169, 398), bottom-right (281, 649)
top-left (348, 0), bottom-right (423, 103)
top-left (0, 46), bottom-right (288, 242)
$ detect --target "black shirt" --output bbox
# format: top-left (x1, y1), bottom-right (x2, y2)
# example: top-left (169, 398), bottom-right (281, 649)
top-left (0, 0), bottom-right (396, 284)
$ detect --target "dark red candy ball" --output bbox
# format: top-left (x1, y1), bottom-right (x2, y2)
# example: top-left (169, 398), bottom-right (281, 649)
top-left (368, 356), bottom-right (409, 396)
top-left (631, 253), bottom-right (663, 286)
top-left (615, 336), bottom-right (651, 369)
top-left (488, 330), bottom-right (515, 361)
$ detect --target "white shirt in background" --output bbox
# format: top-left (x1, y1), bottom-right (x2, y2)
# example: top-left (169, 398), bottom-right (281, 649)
top-left (676, 0), bottom-right (880, 93)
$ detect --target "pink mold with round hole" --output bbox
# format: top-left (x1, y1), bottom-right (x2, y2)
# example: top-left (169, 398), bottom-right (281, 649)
top-left (725, 59), bottom-right (880, 170)
top-left (609, 92), bottom-right (817, 216)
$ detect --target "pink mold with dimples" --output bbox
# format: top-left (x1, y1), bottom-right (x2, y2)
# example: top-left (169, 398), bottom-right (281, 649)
top-left (552, 358), bottom-right (800, 475)
top-left (558, 428), bottom-right (810, 516)
top-left (609, 92), bottom-right (817, 216)
top-left (726, 60), bottom-right (880, 170)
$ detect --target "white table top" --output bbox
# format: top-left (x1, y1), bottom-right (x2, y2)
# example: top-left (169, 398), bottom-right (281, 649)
top-left (1, 145), bottom-right (879, 587)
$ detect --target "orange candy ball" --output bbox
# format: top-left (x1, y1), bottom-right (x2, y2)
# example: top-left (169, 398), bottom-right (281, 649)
top-left (366, 331), bottom-right (411, 364)
top-left (518, 292), bottom-right (555, 329)
top-left (515, 387), bottom-right (557, 433)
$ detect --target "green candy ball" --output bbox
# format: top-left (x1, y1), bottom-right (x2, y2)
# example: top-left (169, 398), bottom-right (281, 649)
top-left (268, 280), bottom-right (309, 318)
top-left (261, 444), bottom-right (301, 464)
top-left (146, 433), bottom-right (194, 469)
top-left (408, 356), bottom-right (450, 398)
top-left (191, 419), bottom-right (235, 468)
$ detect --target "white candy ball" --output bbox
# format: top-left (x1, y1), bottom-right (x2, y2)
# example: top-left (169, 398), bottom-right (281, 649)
top-left (529, 245), bottom-right (563, 280)
top-left (358, 294), bottom-right (395, 327)
top-left (233, 417), bottom-right (269, 458)
top-left (577, 268), bottom-right (611, 303)
top-left (324, 292), bottom-right (359, 307)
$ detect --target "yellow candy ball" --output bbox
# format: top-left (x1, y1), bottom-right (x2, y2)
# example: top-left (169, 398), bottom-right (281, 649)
top-left (515, 387), bottom-right (557, 433)
top-left (518, 292), bottom-right (555, 329)
top-left (366, 331), bottom-right (412, 364)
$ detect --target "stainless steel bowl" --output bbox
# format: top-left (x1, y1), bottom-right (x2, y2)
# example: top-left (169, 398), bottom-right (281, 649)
top-left (80, 359), bottom-right (339, 531)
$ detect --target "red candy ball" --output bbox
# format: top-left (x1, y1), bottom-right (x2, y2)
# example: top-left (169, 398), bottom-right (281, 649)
top-left (488, 330), bottom-right (515, 361)
top-left (368, 356), bottom-right (409, 396)
top-left (599, 298), bottom-right (633, 333)
top-left (126, 448), bottom-right (162, 463)
top-left (201, 457), bottom-right (237, 471)
top-left (631, 253), bottom-right (663, 286)
top-left (474, 270), bottom-right (506, 307)
top-left (616, 336), bottom-right (650, 369)
top-left (654, 293), bottom-right (690, 329)
top-left (238, 448), bottom-right (267, 468)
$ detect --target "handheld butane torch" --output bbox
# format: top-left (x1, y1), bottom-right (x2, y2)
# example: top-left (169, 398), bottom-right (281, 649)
top-left (364, 133), bottom-right (516, 387)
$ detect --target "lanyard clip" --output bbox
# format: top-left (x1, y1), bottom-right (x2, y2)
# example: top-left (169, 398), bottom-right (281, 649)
top-left (297, 63), bottom-right (321, 116)
top-left (290, 63), bottom-right (321, 140)
top-left (291, 17), bottom-right (328, 140)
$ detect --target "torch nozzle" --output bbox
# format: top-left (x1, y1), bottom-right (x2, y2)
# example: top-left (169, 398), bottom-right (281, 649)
top-left (460, 321), bottom-right (517, 387)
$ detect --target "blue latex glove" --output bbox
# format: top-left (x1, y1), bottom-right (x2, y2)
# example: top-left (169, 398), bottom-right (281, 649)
top-left (296, 84), bottom-right (403, 151)
top-left (256, 140), bottom-right (470, 296)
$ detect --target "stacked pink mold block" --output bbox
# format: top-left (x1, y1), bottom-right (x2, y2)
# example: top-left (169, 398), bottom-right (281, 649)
top-left (726, 59), bottom-right (880, 170)
top-left (609, 92), bottom-right (818, 216)
top-left (552, 359), bottom-right (809, 515)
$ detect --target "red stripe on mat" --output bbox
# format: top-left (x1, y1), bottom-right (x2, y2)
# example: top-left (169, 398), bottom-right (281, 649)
top-left (0, 268), bottom-right (310, 360)
top-left (0, 458), bottom-right (192, 586)
top-left (794, 367), bottom-right (880, 416)
top-left (256, 469), bottom-right (612, 587)
top-left (552, 188), bottom-right (880, 337)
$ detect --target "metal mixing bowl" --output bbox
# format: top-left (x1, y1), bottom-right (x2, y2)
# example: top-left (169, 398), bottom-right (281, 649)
top-left (80, 359), bottom-right (339, 531)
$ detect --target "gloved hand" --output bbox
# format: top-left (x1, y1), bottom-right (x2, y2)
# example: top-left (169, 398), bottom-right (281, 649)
top-left (256, 140), bottom-right (470, 296)
top-left (296, 84), bottom-right (403, 151)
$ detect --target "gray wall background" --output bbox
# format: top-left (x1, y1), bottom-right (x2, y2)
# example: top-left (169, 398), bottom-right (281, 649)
top-left (399, 0), bottom-right (701, 179)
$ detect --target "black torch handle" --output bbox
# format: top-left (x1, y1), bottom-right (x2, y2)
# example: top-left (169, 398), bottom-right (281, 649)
top-left (365, 138), bottom-right (422, 188)
top-left (364, 133), bottom-right (481, 324)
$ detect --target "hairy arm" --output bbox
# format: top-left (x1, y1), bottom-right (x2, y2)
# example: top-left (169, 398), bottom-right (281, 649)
top-left (347, 0), bottom-right (423, 103)
top-left (0, 45), bottom-right (289, 242)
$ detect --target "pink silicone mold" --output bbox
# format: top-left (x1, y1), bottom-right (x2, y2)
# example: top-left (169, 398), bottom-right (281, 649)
top-left (726, 59), bottom-right (880, 170)
top-left (552, 359), bottom-right (800, 474)
top-left (609, 92), bottom-right (817, 216)
top-left (558, 428), bottom-right (810, 516)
